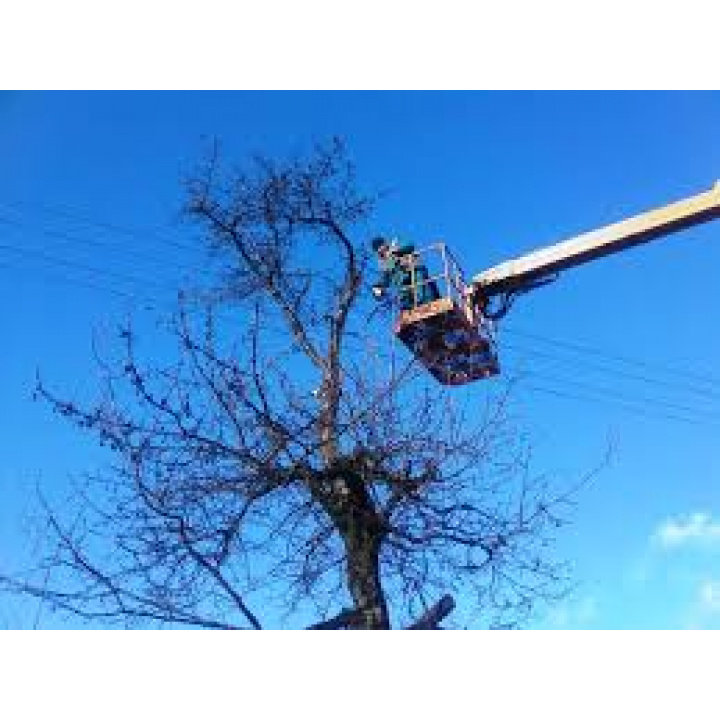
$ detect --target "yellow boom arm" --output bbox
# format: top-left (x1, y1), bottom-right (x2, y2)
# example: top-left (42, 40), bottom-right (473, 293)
top-left (472, 181), bottom-right (720, 299)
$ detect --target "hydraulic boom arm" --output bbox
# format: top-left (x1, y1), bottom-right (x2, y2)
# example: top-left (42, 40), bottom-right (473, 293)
top-left (472, 181), bottom-right (720, 300)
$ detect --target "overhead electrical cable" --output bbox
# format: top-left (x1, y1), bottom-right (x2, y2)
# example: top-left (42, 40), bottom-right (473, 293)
top-left (0, 212), bottom-right (204, 279)
top-left (1, 249), bottom-right (715, 427)
top-left (7, 193), bottom-right (719, 389)
top-left (502, 341), bottom-right (720, 400)
top-left (504, 325), bottom-right (720, 389)
top-left (0, 197), bottom-right (199, 254)
top-left (521, 383), bottom-right (708, 427)
top-left (0, 255), bottom-right (162, 307)
top-left (2, 195), bottom-right (719, 423)
top-left (0, 240), bottom-right (178, 295)
top-left (508, 368), bottom-right (720, 423)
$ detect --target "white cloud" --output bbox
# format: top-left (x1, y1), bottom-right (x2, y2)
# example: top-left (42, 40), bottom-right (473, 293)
top-left (653, 512), bottom-right (720, 549)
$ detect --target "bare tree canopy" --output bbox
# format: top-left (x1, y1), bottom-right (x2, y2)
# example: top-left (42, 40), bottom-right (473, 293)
top-left (1, 139), bottom-right (590, 629)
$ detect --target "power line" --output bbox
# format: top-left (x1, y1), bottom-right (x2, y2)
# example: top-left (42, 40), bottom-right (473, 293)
top-left (0, 240), bottom-right (179, 295)
top-left (10, 192), bottom-right (719, 386)
top-left (5, 194), bottom-right (720, 390)
top-left (0, 255), bottom-right (162, 308)
top-left (502, 340), bottom-right (720, 401)
top-left (508, 367), bottom-right (720, 423)
top-left (504, 325), bottom-right (720, 389)
top-left (2, 248), bottom-right (715, 428)
top-left (3, 194), bottom-right (719, 423)
top-left (521, 382), bottom-right (708, 427)
top-left (0, 237), bottom-right (711, 408)
top-left (0, 197), bottom-right (199, 254)
top-left (0, 212), bottom-right (204, 280)
top-left (0, 248), bottom-right (241, 325)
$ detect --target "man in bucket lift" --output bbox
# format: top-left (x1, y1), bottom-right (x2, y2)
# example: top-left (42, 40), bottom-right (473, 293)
top-left (371, 236), bottom-right (440, 311)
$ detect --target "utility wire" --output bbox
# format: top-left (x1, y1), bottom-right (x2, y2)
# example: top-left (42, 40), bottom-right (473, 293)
top-left (0, 256), bottom-right (163, 309)
top-left (521, 382), bottom-right (709, 427)
top-left (0, 236), bottom-right (715, 412)
top-left (2, 248), bottom-right (713, 427)
top-left (504, 325), bottom-right (720, 389)
top-left (4, 194), bottom-right (719, 390)
top-left (0, 215), bottom-right (198, 292)
top-left (8, 193), bottom-right (718, 390)
top-left (0, 240), bottom-right (178, 296)
top-left (0, 250), bottom-right (236, 323)
top-left (508, 367), bottom-right (720, 423)
top-left (502, 341), bottom-right (720, 401)
top-left (0, 242), bottom-right (715, 418)
top-left (2, 195), bottom-right (718, 424)
top-left (0, 197), bottom-right (199, 254)
top-left (0, 210), bottom-right (205, 278)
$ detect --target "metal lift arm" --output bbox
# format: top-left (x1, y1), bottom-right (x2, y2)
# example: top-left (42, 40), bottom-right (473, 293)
top-left (472, 181), bottom-right (720, 300)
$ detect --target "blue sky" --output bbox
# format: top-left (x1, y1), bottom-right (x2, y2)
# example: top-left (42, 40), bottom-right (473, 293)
top-left (2, 91), bottom-right (720, 629)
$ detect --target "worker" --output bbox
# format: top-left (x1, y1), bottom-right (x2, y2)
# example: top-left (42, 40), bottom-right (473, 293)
top-left (371, 236), bottom-right (440, 310)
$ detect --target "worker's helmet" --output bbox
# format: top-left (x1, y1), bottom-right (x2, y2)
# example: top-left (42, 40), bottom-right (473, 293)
top-left (372, 236), bottom-right (389, 253)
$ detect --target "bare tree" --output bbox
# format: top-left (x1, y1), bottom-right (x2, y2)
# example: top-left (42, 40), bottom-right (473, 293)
top-left (2, 139), bottom-right (588, 629)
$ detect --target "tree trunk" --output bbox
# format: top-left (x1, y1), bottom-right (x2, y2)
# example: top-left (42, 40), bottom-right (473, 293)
top-left (344, 530), bottom-right (389, 629)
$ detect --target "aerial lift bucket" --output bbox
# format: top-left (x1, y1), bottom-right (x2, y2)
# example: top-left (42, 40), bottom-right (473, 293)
top-left (391, 243), bottom-right (499, 385)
